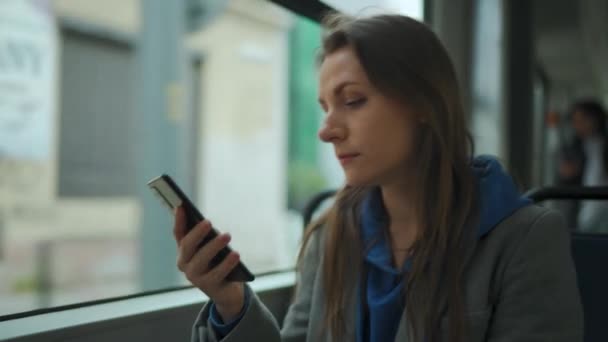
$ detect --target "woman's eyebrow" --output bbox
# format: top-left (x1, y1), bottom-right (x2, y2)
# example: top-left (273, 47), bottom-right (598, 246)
top-left (333, 81), bottom-right (359, 96)
top-left (318, 80), bottom-right (360, 105)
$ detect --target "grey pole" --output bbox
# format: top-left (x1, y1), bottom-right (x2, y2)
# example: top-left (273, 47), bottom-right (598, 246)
top-left (136, 0), bottom-right (189, 291)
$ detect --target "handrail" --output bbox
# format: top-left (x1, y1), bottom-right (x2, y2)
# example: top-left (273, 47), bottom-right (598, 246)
top-left (524, 186), bottom-right (608, 202)
top-left (301, 186), bottom-right (608, 228)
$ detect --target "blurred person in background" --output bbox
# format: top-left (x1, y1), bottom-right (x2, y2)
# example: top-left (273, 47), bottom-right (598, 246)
top-left (557, 99), bottom-right (608, 232)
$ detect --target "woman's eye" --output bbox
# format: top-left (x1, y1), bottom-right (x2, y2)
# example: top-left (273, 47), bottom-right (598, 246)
top-left (345, 98), bottom-right (366, 107)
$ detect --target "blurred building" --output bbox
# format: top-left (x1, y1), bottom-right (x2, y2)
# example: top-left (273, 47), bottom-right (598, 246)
top-left (0, 0), bottom-right (323, 315)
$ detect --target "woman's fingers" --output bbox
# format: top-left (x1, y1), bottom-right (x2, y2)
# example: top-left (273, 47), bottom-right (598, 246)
top-left (186, 233), bottom-right (232, 276)
top-left (206, 251), bottom-right (241, 284)
top-left (173, 206), bottom-right (187, 243)
top-left (176, 220), bottom-right (213, 271)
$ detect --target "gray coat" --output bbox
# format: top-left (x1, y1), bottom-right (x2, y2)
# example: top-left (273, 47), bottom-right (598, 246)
top-left (191, 205), bottom-right (584, 341)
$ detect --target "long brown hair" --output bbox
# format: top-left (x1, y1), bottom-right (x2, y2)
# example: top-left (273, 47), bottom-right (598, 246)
top-left (298, 13), bottom-right (479, 342)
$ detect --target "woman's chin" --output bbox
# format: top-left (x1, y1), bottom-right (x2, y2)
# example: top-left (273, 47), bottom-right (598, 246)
top-left (344, 174), bottom-right (375, 188)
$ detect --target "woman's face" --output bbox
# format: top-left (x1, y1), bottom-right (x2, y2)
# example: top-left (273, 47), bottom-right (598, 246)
top-left (317, 46), bottom-right (420, 187)
top-left (572, 110), bottom-right (596, 138)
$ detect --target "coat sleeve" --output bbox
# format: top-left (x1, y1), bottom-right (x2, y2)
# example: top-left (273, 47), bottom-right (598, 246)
top-left (190, 229), bottom-right (323, 342)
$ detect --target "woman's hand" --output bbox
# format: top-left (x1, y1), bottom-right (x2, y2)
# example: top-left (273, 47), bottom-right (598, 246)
top-left (173, 207), bottom-right (245, 321)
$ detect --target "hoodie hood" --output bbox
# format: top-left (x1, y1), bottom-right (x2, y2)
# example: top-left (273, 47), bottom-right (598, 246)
top-left (472, 155), bottom-right (532, 237)
top-left (360, 155), bottom-right (532, 273)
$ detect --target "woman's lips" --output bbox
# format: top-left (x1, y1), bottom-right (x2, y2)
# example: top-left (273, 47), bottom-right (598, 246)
top-left (337, 153), bottom-right (360, 165)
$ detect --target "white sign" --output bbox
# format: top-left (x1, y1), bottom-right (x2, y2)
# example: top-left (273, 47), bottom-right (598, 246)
top-left (0, 0), bottom-right (57, 160)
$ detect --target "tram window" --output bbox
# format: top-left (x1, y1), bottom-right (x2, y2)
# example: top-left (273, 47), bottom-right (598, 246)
top-left (0, 0), bottom-right (332, 318)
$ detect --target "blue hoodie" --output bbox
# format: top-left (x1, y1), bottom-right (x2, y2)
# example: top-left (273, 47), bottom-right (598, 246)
top-left (356, 155), bottom-right (532, 342)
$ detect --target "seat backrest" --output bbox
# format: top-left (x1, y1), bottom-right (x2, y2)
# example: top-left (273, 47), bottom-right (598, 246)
top-left (570, 233), bottom-right (608, 342)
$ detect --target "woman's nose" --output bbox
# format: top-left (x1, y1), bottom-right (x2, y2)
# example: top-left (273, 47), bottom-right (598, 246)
top-left (318, 119), bottom-right (345, 143)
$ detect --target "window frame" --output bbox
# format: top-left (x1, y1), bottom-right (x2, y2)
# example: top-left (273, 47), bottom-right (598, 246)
top-left (0, 271), bottom-right (295, 340)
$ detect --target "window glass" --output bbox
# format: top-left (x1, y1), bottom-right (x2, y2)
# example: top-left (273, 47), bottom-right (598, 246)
top-left (0, 0), bottom-right (331, 317)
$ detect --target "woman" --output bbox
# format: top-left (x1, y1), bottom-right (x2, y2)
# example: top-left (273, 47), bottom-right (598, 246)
top-left (175, 13), bottom-right (583, 342)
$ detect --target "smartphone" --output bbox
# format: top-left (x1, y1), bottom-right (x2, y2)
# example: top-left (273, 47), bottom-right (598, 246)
top-left (147, 174), bottom-right (254, 282)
